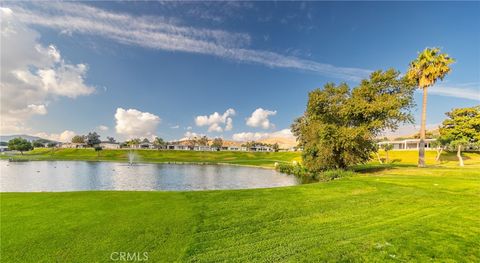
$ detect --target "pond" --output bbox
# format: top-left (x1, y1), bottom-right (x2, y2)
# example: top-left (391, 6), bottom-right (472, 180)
top-left (0, 160), bottom-right (301, 192)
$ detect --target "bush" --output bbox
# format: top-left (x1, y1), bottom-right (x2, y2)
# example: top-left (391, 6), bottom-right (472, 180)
top-left (276, 163), bottom-right (311, 178)
top-left (276, 163), bottom-right (356, 182)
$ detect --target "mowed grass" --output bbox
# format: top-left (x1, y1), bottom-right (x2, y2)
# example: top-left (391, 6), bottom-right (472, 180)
top-left (2, 165), bottom-right (479, 262)
top-left (3, 148), bottom-right (478, 167)
top-left (1, 151), bottom-right (479, 261)
top-left (1, 148), bottom-right (302, 167)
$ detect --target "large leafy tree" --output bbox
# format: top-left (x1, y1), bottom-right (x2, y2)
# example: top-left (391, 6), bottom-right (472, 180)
top-left (438, 106), bottom-right (480, 166)
top-left (406, 47), bottom-right (454, 167)
top-left (293, 69), bottom-right (415, 171)
top-left (153, 137), bottom-right (166, 149)
top-left (71, 135), bottom-right (85, 143)
top-left (211, 138), bottom-right (223, 150)
top-left (85, 132), bottom-right (101, 147)
top-left (8, 138), bottom-right (33, 155)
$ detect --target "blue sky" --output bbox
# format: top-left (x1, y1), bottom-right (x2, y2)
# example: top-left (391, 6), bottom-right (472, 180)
top-left (1, 1), bottom-right (479, 142)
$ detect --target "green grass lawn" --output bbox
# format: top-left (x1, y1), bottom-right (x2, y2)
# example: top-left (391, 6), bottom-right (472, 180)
top-left (1, 150), bottom-right (479, 261)
top-left (1, 148), bottom-right (302, 167)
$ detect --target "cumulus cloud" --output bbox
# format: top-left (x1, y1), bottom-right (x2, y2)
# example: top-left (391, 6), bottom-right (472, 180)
top-left (246, 108), bottom-right (277, 129)
top-left (34, 130), bottom-right (76, 142)
top-left (232, 128), bottom-right (294, 141)
top-left (115, 108), bottom-right (161, 139)
top-left (4, 2), bottom-right (371, 81)
top-left (96, 125), bottom-right (109, 131)
top-left (182, 131), bottom-right (205, 140)
top-left (0, 7), bottom-right (95, 133)
top-left (195, 108), bottom-right (236, 132)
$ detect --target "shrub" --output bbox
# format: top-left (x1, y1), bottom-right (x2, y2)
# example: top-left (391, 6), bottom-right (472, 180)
top-left (276, 163), bottom-right (356, 182)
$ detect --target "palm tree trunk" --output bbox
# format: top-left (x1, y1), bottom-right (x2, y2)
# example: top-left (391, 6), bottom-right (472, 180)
top-left (457, 145), bottom-right (464, 167)
top-left (418, 87), bottom-right (428, 167)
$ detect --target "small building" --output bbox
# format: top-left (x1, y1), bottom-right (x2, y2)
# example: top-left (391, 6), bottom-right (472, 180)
top-left (61, 142), bottom-right (88, 149)
top-left (99, 142), bottom-right (120, 149)
top-left (377, 139), bottom-right (437, 150)
top-left (249, 145), bottom-right (273, 152)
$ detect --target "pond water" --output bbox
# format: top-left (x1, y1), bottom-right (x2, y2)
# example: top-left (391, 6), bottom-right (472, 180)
top-left (0, 160), bottom-right (301, 192)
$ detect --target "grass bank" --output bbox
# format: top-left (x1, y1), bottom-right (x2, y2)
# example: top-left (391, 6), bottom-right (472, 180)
top-left (2, 165), bottom-right (479, 261)
top-left (2, 148), bottom-right (479, 168)
top-left (1, 148), bottom-right (302, 168)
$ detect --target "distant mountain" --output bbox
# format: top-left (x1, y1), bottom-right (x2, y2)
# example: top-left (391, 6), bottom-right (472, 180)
top-left (0, 134), bottom-right (56, 143)
top-left (258, 137), bottom-right (297, 149)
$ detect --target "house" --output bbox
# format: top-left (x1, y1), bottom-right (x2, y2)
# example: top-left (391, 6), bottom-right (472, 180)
top-left (99, 142), bottom-right (120, 149)
top-left (249, 145), bottom-right (273, 152)
top-left (61, 142), bottom-right (88, 149)
top-left (377, 139), bottom-right (437, 150)
top-left (0, 145), bottom-right (9, 152)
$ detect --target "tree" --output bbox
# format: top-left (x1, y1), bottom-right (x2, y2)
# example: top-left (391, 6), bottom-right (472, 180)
top-left (142, 138), bottom-right (150, 143)
top-left (94, 146), bottom-right (103, 157)
top-left (272, 143), bottom-right (280, 152)
top-left (407, 48), bottom-right (455, 167)
top-left (127, 138), bottom-right (141, 148)
top-left (198, 136), bottom-right (209, 146)
top-left (211, 138), bottom-right (223, 150)
top-left (430, 137), bottom-right (449, 163)
top-left (32, 140), bottom-right (45, 148)
top-left (153, 137), bottom-right (166, 149)
top-left (107, 136), bottom-right (116, 143)
top-left (438, 106), bottom-right (480, 167)
top-left (85, 132), bottom-right (101, 147)
top-left (71, 135), bottom-right (85, 143)
top-left (294, 69), bottom-right (415, 171)
top-left (47, 142), bottom-right (57, 148)
top-left (8, 138), bottom-right (33, 155)
top-left (380, 143), bottom-right (394, 163)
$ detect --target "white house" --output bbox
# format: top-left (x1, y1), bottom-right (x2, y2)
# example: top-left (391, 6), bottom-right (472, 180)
top-left (377, 139), bottom-right (437, 150)
top-left (99, 142), bottom-right (120, 149)
top-left (61, 142), bottom-right (88, 149)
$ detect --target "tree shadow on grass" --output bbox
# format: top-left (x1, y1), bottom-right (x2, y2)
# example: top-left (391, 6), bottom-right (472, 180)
top-left (352, 163), bottom-right (416, 174)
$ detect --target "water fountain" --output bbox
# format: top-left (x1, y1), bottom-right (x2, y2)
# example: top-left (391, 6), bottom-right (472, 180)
top-left (128, 150), bottom-right (137, 166)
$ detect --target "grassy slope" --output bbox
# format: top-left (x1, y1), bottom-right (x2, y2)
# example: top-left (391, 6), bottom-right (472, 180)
top-left (1, 151), bottom-right (479, 261)
top-left (1, 148), bottom-right (302, 167)
top-left (2, 147), bottom-right (478, 167)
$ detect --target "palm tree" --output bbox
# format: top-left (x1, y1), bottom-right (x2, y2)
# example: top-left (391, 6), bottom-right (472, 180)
top-left (407, 47), bottom-right (454, 167)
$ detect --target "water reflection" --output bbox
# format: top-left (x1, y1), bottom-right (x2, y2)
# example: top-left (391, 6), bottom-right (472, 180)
top-left (0, 161), bottom-right (301, 192)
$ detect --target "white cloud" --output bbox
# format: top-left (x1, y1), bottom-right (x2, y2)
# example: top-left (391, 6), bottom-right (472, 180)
top-left (34, 130), bottom-right (76, 142)
top-left (232, 128), bottom-right (294, 141)
top-left (427, 83), bottom-right (480, 101)
top-left (170, 125), bottom-right (180, 129)
top-left (246, 108), bottom-right (277, 129)
top-left (114, 108), bottom-right (161, 139)
top-left (0, 8), bottom-right (95, 133)
top-left (195, 108), bottom-right (236, 132)
top-left (5, 2), bottom-right (371, 81)
top-left (182, 131), bottom-right (205, 140)
top-left (96, 125), bottom-right (109, 131)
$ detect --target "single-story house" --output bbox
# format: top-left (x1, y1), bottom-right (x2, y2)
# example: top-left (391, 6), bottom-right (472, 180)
top-left (377, 139), bottom-right (436, 150)
top-left (61, 142), bottom-right (88, 149)
top-left (99, 142), bottom-right (121, 149)
top-left (249, 145), bottom-right (273, 152)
